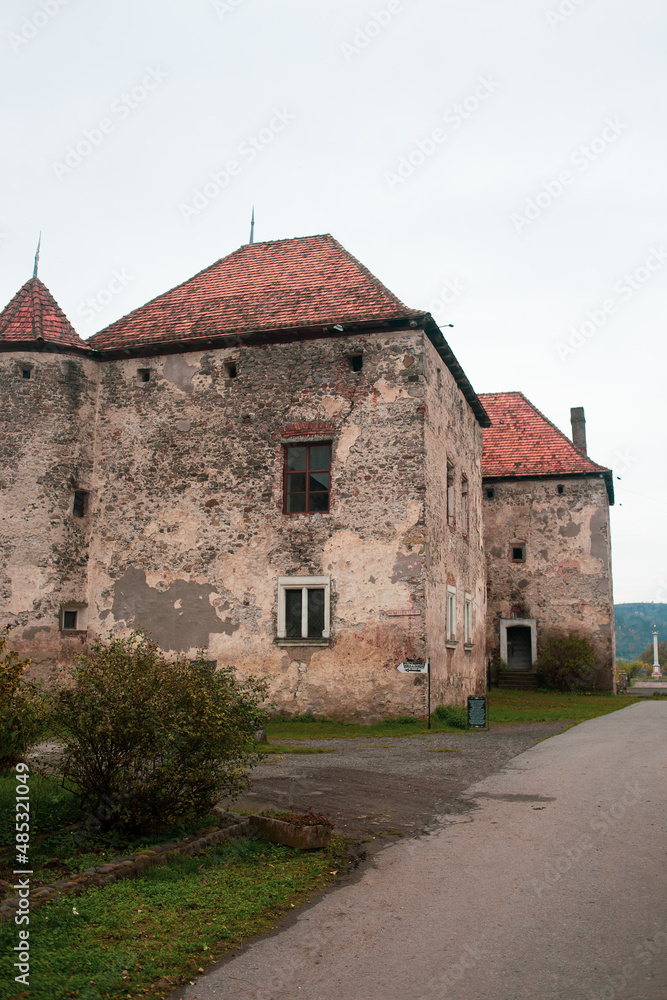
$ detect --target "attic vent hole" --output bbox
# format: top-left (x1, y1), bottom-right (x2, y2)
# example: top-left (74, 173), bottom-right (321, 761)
top-left (22, 368), bottom-right (31, 380)
top-left (485, 488), bottom-right (495, 500)
top-left (557, 485), bottom-right (564, 495)
top-left (225, 362), bottom-right (238, 379)
top-left (349, 354), bottom-right (363, 373)
top-left (137, 369), bottom-right (151, 383)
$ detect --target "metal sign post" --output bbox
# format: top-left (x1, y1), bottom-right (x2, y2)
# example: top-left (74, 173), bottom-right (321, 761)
top-left (397, 660), bottom-right (430, 727)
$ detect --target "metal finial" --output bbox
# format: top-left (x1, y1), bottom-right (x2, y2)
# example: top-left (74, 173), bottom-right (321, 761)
top-left (249, 206), bottom-right (255, 244)
top-left (33, 232), bottom-right (42, 278)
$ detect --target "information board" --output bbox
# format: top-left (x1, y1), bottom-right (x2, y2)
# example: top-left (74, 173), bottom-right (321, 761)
top-left (467, 696), bottom-right (487, 729)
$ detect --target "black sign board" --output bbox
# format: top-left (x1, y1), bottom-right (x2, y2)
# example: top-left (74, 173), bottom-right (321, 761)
top-left (467, 696), bottom-right (487, 729)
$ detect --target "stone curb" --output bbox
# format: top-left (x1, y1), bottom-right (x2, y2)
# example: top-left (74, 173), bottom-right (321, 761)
top-left (0, 813), bottom-right (250, 923)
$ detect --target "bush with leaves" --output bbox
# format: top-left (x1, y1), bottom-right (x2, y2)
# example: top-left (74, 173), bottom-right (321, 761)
top-left (0, 625), bottom-right (51, 770)
top-left (433, 704), bottom-right (468, 729)
top-left (53, 630), bottom-right (268, 833)
top-left (535, 633), bottom-right (596, 691)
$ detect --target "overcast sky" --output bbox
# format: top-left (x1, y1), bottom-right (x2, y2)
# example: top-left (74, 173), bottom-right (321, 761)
top-left (3, 0), bottom-right (665, 605)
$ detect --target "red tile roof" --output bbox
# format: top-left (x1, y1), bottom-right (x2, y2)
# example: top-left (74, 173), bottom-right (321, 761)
top-left (480, 392), bottom-right (613, 497)
top-left (0, 277), bottom-right (88, 351)
top-left (89, 234), bottom-right (424, 352)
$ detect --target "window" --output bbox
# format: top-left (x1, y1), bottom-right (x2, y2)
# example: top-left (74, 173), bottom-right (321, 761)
top-left (464, 594), bottom-right (473, 645)
top-left (277, 577), bottom-right (331, 641)
top-left (447, 586), bottom-right (457, 642)
top-left (349, 354), bottom-right (363, 372)
top-left (137, 368), bottom-right (151, 383)
top-left (224, 361), bottom-right (238, 379)
top-left (21, 368), bottom-right (32, 380)
top-left (447, 462), bottom-right (455, 528)
top-left (511, 543), bottom-right (526, 563)
top-left (461, 476), bottom-right (469, 537)
top-left (557, 484), bottom-right (564, 495)
top-left (485, 488), bottom-right (494, 500)
top-left (284, 442), bottom-right (331, 514)
top-left (72, 490), bottom-right (89, 518)
top-left (61, 604), bottom-right (88, 632)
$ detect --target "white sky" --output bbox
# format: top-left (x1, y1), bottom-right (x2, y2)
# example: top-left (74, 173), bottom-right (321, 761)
top-left (2, 0), bottom-right (665, 604)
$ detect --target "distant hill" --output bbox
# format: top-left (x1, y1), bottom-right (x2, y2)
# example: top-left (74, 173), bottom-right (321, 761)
top-left (614, 604), bottom-right (667, 662)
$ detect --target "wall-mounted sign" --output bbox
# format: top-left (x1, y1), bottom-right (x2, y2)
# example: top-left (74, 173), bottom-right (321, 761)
top-left (387, 610), bottom-right (422, 616)
top-left (397, 662), bottom-right (429, 674)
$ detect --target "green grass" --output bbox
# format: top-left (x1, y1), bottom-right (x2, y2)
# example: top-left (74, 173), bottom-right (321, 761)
top-left (267, 690), bottom-right (642, 740)
top-left (257, 743), bottom-right (333, 754)
top-left (0, 771), bottom-right (86, 847)
top-left (0, 835), bottom-right (346, 1000)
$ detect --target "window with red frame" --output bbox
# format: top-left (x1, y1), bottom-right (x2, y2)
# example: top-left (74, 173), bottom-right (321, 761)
top-left (284, 442), bottom-right (331, 513)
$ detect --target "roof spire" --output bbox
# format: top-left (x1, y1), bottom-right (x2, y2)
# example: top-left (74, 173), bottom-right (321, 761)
top-left (249, 206), bottom-right (255, 244)
top-left (33, 232), bottom-right (42, 278)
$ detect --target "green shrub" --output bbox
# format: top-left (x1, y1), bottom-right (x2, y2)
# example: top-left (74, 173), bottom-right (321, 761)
top-left (0, 625), bottom-right (51, 770)
top-left (52, 630), bottom-right (268, 834)
top-left (433, 704), bottom-right (467, 729)
top-left (393, 715), bottom-right (419, 724)
top-left (535, 633), bottom-right (596, 692)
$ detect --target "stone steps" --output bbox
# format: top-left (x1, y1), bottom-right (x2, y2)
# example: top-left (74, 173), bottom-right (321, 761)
top-left (498, 671), bottom-right (539, 690)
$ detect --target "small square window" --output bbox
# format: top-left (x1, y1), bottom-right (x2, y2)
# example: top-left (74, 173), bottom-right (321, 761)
top-left (22, 368), bottom-right (31, 380)
top-left (485, 488), bottom-right (495, 500)
top-left (511, 544), bottom-right (526, 563)
top-left (225, 362), bottom-right (238, 379)
top-left (277, 577), bottom-right (331, 641)
top-left (349, 354), bottom-right (363, 373)
top-left (557, 484), bottom-right (564, 495)
top-left (284, 442), bottom-right (331, 514)
top-left (137, 369), bottom-right (151, 383)
top-left (72, 490), bottom-right (89, 518)
top-left (61, 604), bottom-right (87, 632)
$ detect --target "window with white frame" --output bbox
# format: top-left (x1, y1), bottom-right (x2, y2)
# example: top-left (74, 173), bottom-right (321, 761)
top-left (447, 586), bottom-right (457, 641)
top-left (464, 594), bottom-right (473, 645)
top-left (61, 604), bottom-right (88, 632)
top-left (277, 577), bottom-right (331, 641)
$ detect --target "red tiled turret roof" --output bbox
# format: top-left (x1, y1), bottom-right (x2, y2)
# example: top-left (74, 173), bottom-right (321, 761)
top-left (89, 234), bottom-right (424, 352)
top-left (0, 277), bottom-right (88, 351)
top-left (480, 391), bottom-right (613, 501)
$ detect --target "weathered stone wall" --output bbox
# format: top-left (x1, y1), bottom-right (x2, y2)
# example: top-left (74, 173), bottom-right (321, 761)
top-left (85, 329), bottom-right (451, 720)
top-left (483, 476), bottom-right (615, 688)
top-left (424, 342), bottom-right (487, 706)
top-left (0, 350), bottom-right (98, 680)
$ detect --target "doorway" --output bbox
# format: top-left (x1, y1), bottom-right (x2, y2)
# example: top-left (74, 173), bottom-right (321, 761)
top-left (499, 618), bottom-right (537, 671)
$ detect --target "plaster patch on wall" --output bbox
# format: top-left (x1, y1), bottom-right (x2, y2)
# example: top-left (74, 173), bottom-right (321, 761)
top-left (111, 566), bottom-right (237, 652)
top-left (374, 378), bottom-right (401, 403)
top-left (589, 507), bottom-right (609, 565)
top-left (336, 425), bottom-right (361, 464)
top-left (161, 355), bottom-right (200, 394)
top-left (321, 395), bottom-right (347, 419)
top-left (559, 520), bottom-right (581, 537)
top-left (6, 564), bottom-right (48, 614)
top-left (391, 551), bottom-right (423, 583)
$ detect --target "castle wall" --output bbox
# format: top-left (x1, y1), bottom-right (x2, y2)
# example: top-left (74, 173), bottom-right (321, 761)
top-left (423, 340), bottom-right (486, 706)
top-left (0, 349), bottom-right (99, 680)
top-left (483, 476), bottom-right (615, 688)
top-left (83, 328), bottom-right (471, 720)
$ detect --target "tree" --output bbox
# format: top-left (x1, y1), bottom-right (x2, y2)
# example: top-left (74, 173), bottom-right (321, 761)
top-left (0, 626), bottom-right (50, 770)
top-left (535, 633), bottom-right (596, 691)
top-left (53, 631), bottom-right (268, 833)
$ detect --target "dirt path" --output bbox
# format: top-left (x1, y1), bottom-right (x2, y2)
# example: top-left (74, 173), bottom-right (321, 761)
top-left (234, 721), bottom-right (572, 841)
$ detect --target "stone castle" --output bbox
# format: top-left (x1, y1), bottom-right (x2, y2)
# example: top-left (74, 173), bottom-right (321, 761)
top-left (0, 235), bottom-right (615, 717)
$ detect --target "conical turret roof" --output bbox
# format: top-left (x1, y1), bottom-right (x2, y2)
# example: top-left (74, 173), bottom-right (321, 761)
top-left (0, 277), bottom-right (89, 351)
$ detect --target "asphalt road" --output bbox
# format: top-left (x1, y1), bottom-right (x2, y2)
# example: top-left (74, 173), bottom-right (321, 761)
top-left (177, 702), bottom-right (667, 1000)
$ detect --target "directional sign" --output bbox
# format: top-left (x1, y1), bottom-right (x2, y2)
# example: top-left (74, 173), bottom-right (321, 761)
top-left (397, 662), bottom-right (429, 674)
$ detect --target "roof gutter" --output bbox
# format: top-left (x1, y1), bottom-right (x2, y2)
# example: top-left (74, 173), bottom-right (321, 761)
top-left (418, 313), bottom-right (491, 428)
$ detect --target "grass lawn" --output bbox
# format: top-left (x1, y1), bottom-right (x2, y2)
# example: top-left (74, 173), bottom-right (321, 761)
top-left (0, 835), bottom-right (346, 1000)
top-left (266, 690), bottom-right (642, 740)
top-left (0, 772), bottom-right (85, 848)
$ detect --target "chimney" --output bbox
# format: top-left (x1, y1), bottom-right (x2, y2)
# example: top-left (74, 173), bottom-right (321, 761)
top-left (570, 406), bottom-right (587, 454)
